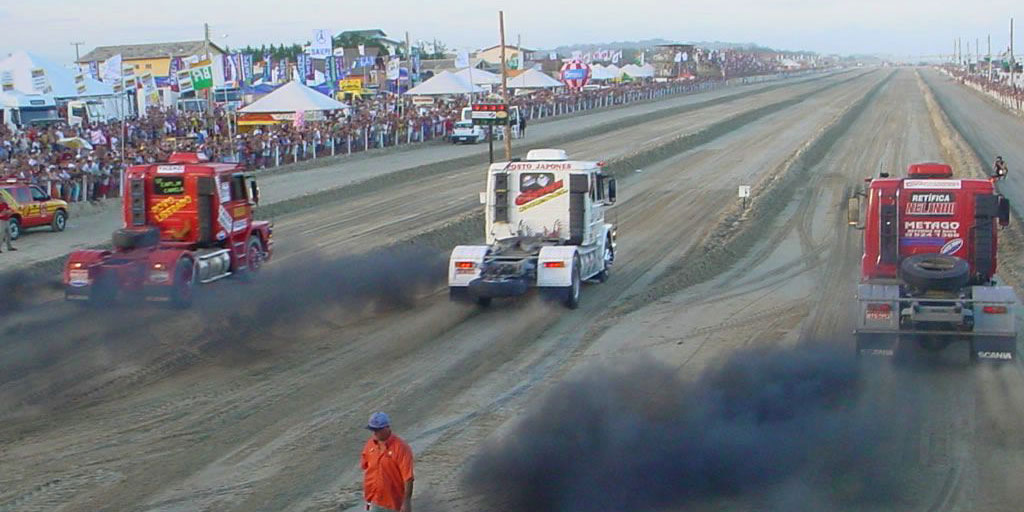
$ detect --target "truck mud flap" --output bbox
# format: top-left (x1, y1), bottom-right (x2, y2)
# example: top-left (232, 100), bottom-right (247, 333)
top-left (855, 333), bottom-right (899, 358)
top-left (468, 277), bottom-right (528, 299)
top-left (970, 337), bottom-right (1016, 363)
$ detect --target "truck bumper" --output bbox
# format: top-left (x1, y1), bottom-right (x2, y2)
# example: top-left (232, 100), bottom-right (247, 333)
top-left (467, 277), bottom-right (529, 298)
top-left (854, 330), bottom-right (1016, 362)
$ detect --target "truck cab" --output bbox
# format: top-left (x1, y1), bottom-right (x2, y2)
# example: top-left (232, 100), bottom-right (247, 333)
top-left (850, 163), bottom-right (1016, 361)
top-left (63, 152), bottom-right (273, 306)
top-left (449, 149), bottom-right (617, 308)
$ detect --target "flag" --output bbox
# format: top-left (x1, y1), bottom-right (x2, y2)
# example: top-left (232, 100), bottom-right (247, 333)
top-left (88, 61), bottom-right (100, 80)
top-left (102, 54), bottom-right (122, 84)
top-left (549, 51), bottom-right (557, 60)
top-left (263, 55), bottom-right (271, 82)
top-left (455, 49), bottom-right (470, 68)
top-left (304, 54), bottom-right (315, 81)
top-left (168, 57), bottom-right (183, 91)
top-left (74, 73), bottom-right (87, 95)
top-left (358, 44), bottom-right (366, 56)
top-left (222, 54), bottom-right (233, 82)
top-left (279, 58), bottom-right (288, 82)
top-left (122, 65), bottom-right (136, 91)
top-left (296, 54), bottom-right (308, 84)
top-left (386, 57), bottom-right (400, 80)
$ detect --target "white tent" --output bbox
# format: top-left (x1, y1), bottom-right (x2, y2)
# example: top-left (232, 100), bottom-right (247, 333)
top-left (621, 64), bottom-right (655, 78)
top-left (404, 70), bottom-right (484, 95)
top-left (0, 51), bottom-right (112, 99)
top-left (454, 67), bottom-right (501, 86)
top-left (239, 80), bottom-right (348, 113)
top-left (506, 69), bottom-right (564, 89)
top-left (590, 64), bottom-right (618, 81)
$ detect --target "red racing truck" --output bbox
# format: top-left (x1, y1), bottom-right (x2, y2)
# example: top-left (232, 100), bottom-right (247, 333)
top-left (849, 163), bottom-right (1016, 362)
top-left (64, 152), bottom-right (273, 306)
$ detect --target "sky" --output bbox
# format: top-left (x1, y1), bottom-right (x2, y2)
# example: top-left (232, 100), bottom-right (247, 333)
top-left (0, 0), bottom-right (1019, 65)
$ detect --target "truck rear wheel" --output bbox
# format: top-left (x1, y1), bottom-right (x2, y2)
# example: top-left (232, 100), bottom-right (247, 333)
top-left (900, 254), bottom-right (970, 291)
top-left (564, 256), bottom-right (581, 309)
top-left (171, 259), bottom-right (195, 308)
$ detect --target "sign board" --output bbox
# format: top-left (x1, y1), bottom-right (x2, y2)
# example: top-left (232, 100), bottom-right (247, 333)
top-left (310, 29), bottom-right (333, 58)
top-left (338, 78), bottom-right (363, 92)
top-left (411, 96), bottom-right (434, 106)
top-left (189, 60), bottom-right (214, 91)
top-left (471, 103), bottom-right (510, 126)
top-left (738, 186), bottom-right (751, 198)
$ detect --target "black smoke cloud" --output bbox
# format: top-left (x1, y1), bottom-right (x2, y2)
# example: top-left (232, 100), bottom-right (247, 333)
top-left (463, 344), bottom-right (898, 511)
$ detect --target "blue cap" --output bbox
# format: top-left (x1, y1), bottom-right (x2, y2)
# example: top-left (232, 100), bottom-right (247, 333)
top-left (367, 412), bottom-right (391, 430)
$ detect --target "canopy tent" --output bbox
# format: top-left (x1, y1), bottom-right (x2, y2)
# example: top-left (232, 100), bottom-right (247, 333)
top-left (506, 68), bottom-right (564, 89)
top-left (453, 67), bottom-right (501, 86)
top-left (590, 64), bottom-right (618, 81)
top-left (403, 70), bottom-right (484, 96)
top-left (0, 51), bottom-right (112, 99)
top-left (621, 64), bottom-right (655, 78)
top-left (239, 80), bottom-right (348, 114)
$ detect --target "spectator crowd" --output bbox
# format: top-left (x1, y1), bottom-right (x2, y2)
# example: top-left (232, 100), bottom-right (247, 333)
top-left (942, 65), bottom-right (1024, 112)
top-left (1, 53), bottom-right (808, 204)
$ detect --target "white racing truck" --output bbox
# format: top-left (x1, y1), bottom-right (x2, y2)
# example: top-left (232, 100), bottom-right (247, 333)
top-left (449, 149), bottom-right (617, 308)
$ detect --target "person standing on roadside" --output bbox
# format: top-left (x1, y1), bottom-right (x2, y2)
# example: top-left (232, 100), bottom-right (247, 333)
top-left (360, 412), bottom-right (414, 512)
top-left (0, 197), bottom-right (16, 252)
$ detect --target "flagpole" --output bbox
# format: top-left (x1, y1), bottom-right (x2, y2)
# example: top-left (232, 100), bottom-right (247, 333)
top-left (499, 10), bottom-right (511, 160)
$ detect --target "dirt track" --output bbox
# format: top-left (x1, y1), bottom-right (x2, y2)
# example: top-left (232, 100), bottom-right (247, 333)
top-left (6, 67), bottom-right (1024, 512)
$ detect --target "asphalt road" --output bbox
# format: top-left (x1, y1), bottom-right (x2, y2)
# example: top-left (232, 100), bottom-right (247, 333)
top-left (5, 68), bottom-right (1024, 512)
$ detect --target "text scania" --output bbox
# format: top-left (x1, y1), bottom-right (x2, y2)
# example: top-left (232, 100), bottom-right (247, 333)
top-left (904, 220), bottom-right (960, 238)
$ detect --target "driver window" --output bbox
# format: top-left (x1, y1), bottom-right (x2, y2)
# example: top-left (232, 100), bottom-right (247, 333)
top-left (30, 186), bottom-right (48, 201)
top-left (230, 175), bottom-right (247, 201)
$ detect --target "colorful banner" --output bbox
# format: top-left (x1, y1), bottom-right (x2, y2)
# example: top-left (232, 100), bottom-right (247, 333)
top-left (326, 54), bottom-right (338, 84)
top-left (296, 54), bottom-right (308, 84)
top-left (30, 68), bottom-right (51, 94)
top-left (74, 73), bottom-right (87, 95)
top-left (233, 53), bottom-right (244, 84)
top-left (167, 57), bottom-right (183, 91)
top-left (189, 60), bottom-right (214, 91)
top-left (0, 70), bottom-right (13, 92)
top-left (278, 58), bottom-right (288, 83)
top-left (262, 55), bottom-right (271, 82)
top-left (243, 54), bottom-right (254, 83)
top-left (222, 54), bottom-right (233, 82)
top-left (176, 69), bottom-right (194, 94)
top-left (304, 53), bottom-right (315, 81)
top-left (338, 77), bottom-right (363, 92)
top-left (101, 53), bottom-right (122, 84)
top-left (88, 61), bottom-right (100, 80)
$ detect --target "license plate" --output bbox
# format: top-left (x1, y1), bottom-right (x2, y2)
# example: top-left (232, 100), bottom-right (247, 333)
top-left (866, 311), bottom-right (892, 321)
top-left (150, 270), bottom-right (170, 283)
top-left (69, 269), bottom-right (90, 287)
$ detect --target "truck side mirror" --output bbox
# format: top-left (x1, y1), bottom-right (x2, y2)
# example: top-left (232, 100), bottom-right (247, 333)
top-left (999, 196), bottom-right (1011, 227)
top-left (607, 178), bottom-right (617, 204)
top-left (847, 193), bottom-right (864, 229)
top-left (249, 179), bottom-right (260, 205)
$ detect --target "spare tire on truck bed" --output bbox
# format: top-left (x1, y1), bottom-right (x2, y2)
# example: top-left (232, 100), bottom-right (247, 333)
top-left (900, 254), bottom-right (970, 291)
top-left (112, 227), bottom-right (160, 250)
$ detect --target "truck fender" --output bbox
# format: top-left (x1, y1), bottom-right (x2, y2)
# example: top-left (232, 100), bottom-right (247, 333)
top-left (64, 249), bottom-right (111, 286)
top-left (249, 220), bottom-right (274, 260)
top-left (449, 245), bottom-right (489, 287)
top-left (146, 250), bottom-right (195, 286)
top-left (537, 246), bottom-right (579, 288)
top-left (603, 223), bottom-right (617, 249)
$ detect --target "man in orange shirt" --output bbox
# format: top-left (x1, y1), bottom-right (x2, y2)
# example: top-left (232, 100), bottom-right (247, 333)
top-left (361, 412), bottom-right (414, 512)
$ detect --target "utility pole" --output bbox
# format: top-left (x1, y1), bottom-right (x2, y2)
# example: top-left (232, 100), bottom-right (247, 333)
top-left (204, 22), bottom-right (213, 115)
top-left (989, 34), bottom-right (993, 80)
top-left (71, 41), bottom-right (84, 64)
top-left (1011, 18), bottom-right (1016, 87)
top-left (499, 10), bottom-right (511, 160)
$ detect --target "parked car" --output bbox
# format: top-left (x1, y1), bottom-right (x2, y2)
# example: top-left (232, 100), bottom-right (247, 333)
top-left (450, 121), bottom-right (487, 144)
top-left (0, 179), bottom-right (69, 239)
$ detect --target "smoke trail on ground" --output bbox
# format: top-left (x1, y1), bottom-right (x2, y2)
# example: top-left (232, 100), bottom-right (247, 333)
top-left (463, 344), bottom-right (897, 511)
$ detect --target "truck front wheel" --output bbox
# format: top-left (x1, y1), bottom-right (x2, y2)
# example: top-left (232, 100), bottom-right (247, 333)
top-left (247, 236), bottom-right (265, 273)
